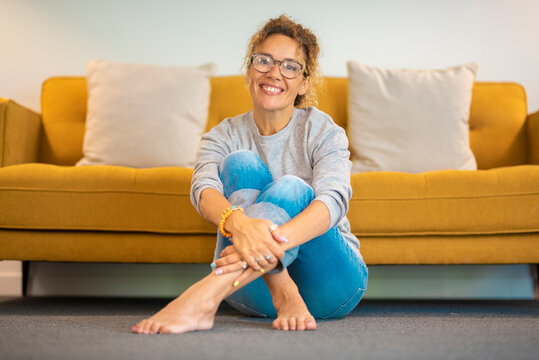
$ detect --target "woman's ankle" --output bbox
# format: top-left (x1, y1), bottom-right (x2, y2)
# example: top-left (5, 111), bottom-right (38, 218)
top-left (263, 271), bottom-right (299, 305)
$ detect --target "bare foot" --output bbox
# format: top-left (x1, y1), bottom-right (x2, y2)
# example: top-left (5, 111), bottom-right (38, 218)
top-left (271, 282), bottom-right (317, 331)
top-left (131, 279), bottom-right (220, 334)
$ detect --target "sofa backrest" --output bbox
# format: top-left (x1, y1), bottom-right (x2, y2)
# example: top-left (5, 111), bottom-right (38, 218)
top-left (40, 76), bottom-right (529, 169)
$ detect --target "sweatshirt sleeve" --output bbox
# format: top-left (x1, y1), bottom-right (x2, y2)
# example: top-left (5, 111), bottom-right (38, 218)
top-left (190, 122), bottom-right (232, 214)
top-left (309, 116), bottom-right (353, 228)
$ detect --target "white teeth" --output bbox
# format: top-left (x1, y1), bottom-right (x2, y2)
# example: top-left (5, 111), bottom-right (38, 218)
top-left (262, 85), bottom-right (282, 94)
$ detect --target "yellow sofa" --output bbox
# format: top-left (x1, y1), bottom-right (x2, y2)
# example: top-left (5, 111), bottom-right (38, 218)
top-left (1, 76), bottom-right (539, 267)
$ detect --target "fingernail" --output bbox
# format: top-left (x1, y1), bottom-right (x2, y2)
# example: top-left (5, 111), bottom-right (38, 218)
top-left (210, 262), bottom-right (216, 270)
top-left (215, 269), bottom-right (223, 275)
top-left (260, 269), bottom-right (265, 273)
top-left (281, 236), bottom-right (289, 243)
top-left (233, 281), bottom-right (239, 287)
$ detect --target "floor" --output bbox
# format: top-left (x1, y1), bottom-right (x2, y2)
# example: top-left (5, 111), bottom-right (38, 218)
top-left (1, 296), bottom-right (538, 360)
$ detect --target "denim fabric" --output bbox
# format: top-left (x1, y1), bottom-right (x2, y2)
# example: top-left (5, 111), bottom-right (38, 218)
top-left (216, 150), bottom-right (368, 319)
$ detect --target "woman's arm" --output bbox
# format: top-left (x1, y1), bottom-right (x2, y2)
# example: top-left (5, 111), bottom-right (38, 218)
top-left (271, 120), bottom-right (350, 249)
top-left (215, 116), bottom-right (350, 279)
top-left (214, 200), bottom-right (331, 282)
top-left (199, 188), bottom-right (285, 270)
top-left (273, 200), bottom-right (330, 251)
top-left (198, 188), bottom-right (232, 227)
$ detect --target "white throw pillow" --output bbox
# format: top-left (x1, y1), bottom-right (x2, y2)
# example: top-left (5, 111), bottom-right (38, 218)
top-left (77, 59), bottom-right (217, 168)
top-left (347, 61), bottom-right (478, 173)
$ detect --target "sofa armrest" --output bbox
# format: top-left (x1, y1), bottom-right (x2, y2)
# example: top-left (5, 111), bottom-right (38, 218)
top-left (529, 109), bottom-right (539, 164)
top-left (0, 98), bottom-right (41, 167)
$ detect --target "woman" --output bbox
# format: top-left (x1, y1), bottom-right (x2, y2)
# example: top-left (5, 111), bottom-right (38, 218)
top-left (132, 14), bottom-right (368, 334)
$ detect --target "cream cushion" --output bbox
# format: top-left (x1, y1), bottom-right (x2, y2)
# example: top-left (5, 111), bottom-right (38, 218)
top-left (77, 60), bottom-right (216, 168)
top-left (347, 61), bottom-right (478, 173)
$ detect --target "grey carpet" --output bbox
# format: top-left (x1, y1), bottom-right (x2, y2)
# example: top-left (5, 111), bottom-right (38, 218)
top-left (1, 297), bottom-right (538, 360)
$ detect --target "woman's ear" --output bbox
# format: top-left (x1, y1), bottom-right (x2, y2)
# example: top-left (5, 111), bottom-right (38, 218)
top-left (298, 77), bottom-right (310, 96)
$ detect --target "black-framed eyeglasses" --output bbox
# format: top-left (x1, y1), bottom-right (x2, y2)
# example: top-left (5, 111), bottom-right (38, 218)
top-left (250, 53), bottom-right (309, 79)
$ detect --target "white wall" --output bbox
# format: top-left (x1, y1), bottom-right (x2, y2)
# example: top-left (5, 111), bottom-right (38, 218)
top-left (1, 0), bottom-right (538, 113)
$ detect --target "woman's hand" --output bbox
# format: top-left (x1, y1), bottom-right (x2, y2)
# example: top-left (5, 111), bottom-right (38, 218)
top-left (213, 245), bottom-right (267, 274)
top-left (225, 213), bottom-right (286, 271)
top-left (214, 245), bottom-right (277, 286)
top-left (214, 221), bottom-right (289, 285)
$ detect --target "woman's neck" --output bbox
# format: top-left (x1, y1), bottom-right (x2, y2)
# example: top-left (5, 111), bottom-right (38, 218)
top-left (253, 106), bottom-right (295, 136)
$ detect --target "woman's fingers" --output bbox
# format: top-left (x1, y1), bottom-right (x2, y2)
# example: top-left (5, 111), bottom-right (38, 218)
top-left (263, 253), bottom-right (278, 265)
top-left (240, 242), bottom-right (283, 270)
top-left (220, 218), bottom-right (287, 271)
top-left (269, 223), bottom-right (289, 244)
top-left (231, 259), bottom-right (278, 287)
top-left (214, 252), bottom-right (241, 268)
top-left (216, 245), bottom-right (273, 272)
top-left (251, 246), bottom-right (283, 268)
top-left (265, 241), bottom-right (285, 261)
top-left (219, 245), bottom-right (235, 258)
top-left (214, 260), bottom-right (248, 275)
top-left (245, 254), bottom-right (263, 271)
top-left (232, 267), bottom-right (255, 286)
top-left (232, 267), bottom-right (254, 286)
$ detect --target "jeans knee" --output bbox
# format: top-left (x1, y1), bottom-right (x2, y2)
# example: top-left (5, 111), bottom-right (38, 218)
top-left (219, 150), bottom-right (272, 197)
top-left (256, 175), bottom-right (314, 218)
top-left (220, 150), bottom-right (261, 175)
top-left (273, 175), bottom-right (313, 197)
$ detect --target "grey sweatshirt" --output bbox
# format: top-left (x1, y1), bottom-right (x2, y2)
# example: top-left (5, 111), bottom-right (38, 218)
top-left (190, 106), bottom-right (360, 253)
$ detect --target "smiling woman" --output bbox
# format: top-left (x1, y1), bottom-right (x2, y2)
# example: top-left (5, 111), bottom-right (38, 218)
top-left (247, 34), bottom-right (311, 135)
top-left (132, 14), bottom-right (368, 335)
top-left (243, 15), bottom-right (321, 109)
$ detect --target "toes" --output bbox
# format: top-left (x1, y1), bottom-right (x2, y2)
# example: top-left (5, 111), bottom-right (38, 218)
top-left (274, 317), bottom-right (315, 331)
top-left (289, 317), bottom-right (297, 331)
top-left (134, 320), bottom-right (148, 334)
top-left (297, 318), bottom-right (306, 331)
top-left (142, 320), bottom-right (157, 334)
top-left (305, 317), bottom-right (317, 330)
top-left (141, 320), bottom-right (152, 334)
top-left (281, 318), bottom-right (289, 331)
top-left (131, 321), bottom-right (145, 333)
top-left (159, 325), bottom-right (171, 334)
top-left (149, 322), bottom-right (161, 334)
top-left (274, 316), bottom-right (316, 331)
top-left (276, 318), bottom-right (289, 331)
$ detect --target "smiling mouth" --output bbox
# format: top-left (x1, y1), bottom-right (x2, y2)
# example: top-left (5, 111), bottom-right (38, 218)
top-left (261, 84), bottom-right (284, 94)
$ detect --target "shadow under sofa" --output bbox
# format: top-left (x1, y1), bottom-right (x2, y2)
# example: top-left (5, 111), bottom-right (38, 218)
top-left (0, 76), bottom-right (538, 280)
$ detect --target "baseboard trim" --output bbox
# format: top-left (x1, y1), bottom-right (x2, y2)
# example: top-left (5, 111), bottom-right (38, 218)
top-left (0, 261), bottom-right (23, 296)
top-left (26, 262), bottom-right (536, 299)
top-left (28, 262), bottom-right (211, 297)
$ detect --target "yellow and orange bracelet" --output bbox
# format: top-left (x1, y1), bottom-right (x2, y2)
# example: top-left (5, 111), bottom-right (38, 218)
top-left (219, 205), bottom-right (244, 238)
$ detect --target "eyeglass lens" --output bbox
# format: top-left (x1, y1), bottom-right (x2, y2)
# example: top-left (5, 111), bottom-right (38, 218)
top-left (252, 54), bottom-right (304, 79)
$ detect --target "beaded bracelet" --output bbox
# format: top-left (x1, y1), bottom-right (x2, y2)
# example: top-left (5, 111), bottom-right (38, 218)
top-left (219, 205), bottom-right (244, 238)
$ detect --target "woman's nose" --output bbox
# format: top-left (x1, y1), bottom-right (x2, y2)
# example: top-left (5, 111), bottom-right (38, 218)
top-left (267, 63), bottom-right (282, 79)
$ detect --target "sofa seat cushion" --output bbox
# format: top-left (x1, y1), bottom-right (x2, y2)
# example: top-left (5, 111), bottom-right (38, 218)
top-left (1, 164), bottom-right (538, 237)
top-left (0, 163), bottom-right (216, 234)
top-left (349, 165), bottom-right (539, 236)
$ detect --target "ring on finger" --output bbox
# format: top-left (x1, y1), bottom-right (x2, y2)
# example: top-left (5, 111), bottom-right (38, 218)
top-left (241, 261), bottom-right (248, 270)
top-left (265, 255), bottom-right (272, 261)
top-left (269, 224), bottom-right (278, 232)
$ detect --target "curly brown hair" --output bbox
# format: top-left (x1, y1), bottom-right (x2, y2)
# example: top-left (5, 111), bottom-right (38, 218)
top-left (243, 15), bottom-right (321, 107)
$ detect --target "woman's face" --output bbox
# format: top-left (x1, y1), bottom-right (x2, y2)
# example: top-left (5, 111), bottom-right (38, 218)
top-left (247, 34), bottom-right (309, 116)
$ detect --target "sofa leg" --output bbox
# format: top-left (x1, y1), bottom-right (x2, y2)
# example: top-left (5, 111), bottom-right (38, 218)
top-left (22, 261), bottom-right (30, 297)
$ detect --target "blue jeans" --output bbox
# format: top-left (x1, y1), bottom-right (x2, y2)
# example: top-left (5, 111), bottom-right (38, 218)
top-left (215, 150), bottom-right (368, 319)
